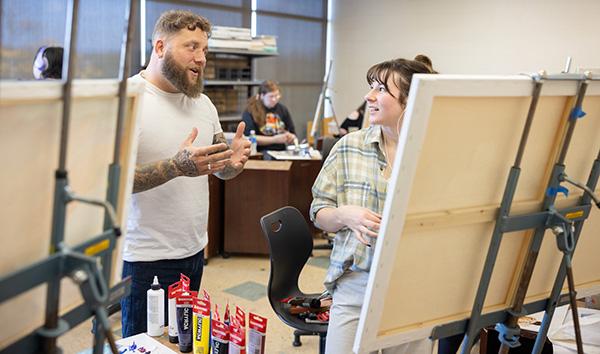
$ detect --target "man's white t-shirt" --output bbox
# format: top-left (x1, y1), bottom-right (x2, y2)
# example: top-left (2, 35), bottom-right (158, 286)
top-left (123, 73), bottom-right (222, 262)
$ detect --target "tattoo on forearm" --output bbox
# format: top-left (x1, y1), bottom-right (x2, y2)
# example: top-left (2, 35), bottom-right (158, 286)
top-left (133, 150), bottom-right (198, 193)
top-left (172, 149), bottom-right (199, 177)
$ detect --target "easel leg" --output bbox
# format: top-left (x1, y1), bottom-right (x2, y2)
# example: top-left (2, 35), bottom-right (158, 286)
top-left (565, 260), bottom-right (584, 354)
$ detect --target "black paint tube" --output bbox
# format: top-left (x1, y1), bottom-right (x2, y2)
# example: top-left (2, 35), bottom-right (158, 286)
top-left (211, 319), bottom-right (229, 354)
top-left (176, 293), bottom-right (195, 353)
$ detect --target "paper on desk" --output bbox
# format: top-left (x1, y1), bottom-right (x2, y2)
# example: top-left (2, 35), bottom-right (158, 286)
top-left (116, 333), bottom-right (177, 354)
top-left (551, 307), bottom-right (600, 346)
top-left (78, 333), bottom-right (177, 354)
top-left (519, 303), bottom-right (569, 335)
top-left (519, 306), bottom-right (600, 353)
top-left (552, 339), bottom-right (600, 354)
top-left (266, 149), bottom-right (322, 160)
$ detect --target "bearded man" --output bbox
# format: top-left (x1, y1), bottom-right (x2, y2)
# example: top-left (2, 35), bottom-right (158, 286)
top-left (120, 10), bottom-right (250, 337)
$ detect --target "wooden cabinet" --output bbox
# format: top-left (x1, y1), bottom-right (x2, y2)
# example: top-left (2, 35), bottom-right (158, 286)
top-left (206, 175), bottom-right (224, 259)
top-left (222, 159), bottom-right (322, 255)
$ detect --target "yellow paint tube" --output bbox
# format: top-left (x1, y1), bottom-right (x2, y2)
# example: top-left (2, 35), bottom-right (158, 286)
top-left (193, 297), bottom-right (211, 354)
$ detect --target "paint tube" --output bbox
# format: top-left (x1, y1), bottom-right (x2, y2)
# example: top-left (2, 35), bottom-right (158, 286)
top-left (202, 289), bottom-right (211, 301)
top-left (176, 291), bottom-right (196, 353)
top-left (211, 319), bottom-right (229, 354)
top-left (228, 325), bottom-right (245, 354)
top-left (234, 306), bottom-right (245, 328)
top-left (168, 282), bottom-right (184, 343)
top-left (167, 273), bottom-right (191, 343)
top-left (180, 273), bottom-right (191, 289)
top-left (224, 303), bottom-right (230, 327)
top-left (193, 297), bottom-right (211, 354)
top-left (247, 313), bottom-right (267, 354)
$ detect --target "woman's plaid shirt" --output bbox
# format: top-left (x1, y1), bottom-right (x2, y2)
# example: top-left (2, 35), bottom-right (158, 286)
top-left (310, 125), bottom-right (389, 291)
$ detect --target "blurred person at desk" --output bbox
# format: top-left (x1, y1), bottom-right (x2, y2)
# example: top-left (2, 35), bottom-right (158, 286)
top-left (242, 80), bottom-right (297, 152)
top-left (338, 101), bottom-right (366, 136)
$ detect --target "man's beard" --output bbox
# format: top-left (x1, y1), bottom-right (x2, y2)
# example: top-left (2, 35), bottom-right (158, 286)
top-left (162, 51), bottom-right (204, 98)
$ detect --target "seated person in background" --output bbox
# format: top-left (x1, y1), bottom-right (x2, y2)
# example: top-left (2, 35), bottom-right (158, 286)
top-left (242, 80), bottom-right (297, 151)
top-left (414, 53), bottom-right (438, 73)
top-left (33, 46), bottom-right (63, 80)
top-left (339, 101), bottom-right (366, 136)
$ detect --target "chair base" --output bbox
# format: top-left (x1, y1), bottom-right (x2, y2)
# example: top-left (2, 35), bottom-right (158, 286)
top-left (292, 330), bottom-right (327, 354)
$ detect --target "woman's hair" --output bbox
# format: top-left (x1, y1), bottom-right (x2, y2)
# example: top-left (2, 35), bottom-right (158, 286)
top-left (366, 58), bottom-right (435, 106)
top-left (33, 46), bottom-right (63, 79)
top-left (414, 54), bottom-right (438, 74)
top-left (246, 80), bottom-right (280, 127)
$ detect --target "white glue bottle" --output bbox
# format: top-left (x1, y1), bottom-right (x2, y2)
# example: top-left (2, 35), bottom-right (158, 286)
top-left (147, 275), bottom-right (165, 337)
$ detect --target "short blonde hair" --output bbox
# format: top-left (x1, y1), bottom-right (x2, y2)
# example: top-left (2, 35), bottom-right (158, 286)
top-left (152, 10), bottom-right (212, 42)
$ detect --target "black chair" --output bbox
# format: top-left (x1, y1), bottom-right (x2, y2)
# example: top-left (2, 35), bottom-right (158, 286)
top-left (260, 206), bottom-right (328, 353)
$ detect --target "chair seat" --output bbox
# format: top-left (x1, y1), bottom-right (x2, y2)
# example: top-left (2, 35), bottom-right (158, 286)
top-left (270, 291), bottom-right (328, 334)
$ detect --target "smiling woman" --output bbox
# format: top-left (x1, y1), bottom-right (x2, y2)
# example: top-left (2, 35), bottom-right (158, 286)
top-left (310, 58), bottom-right (436, 354)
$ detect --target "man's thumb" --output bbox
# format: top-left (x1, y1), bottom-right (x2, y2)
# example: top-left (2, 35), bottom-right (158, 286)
top-left (181, 127), bottom-right (198, 148)
top-left (234, 121), bottom-right (246, 139)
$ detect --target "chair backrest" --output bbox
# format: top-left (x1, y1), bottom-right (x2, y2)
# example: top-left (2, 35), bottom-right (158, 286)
top-left (260, 206), bottom-right (314, 303)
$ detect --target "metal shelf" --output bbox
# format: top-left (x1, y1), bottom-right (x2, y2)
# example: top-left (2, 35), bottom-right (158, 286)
top-left (209, 48), bottom-right (279, 57)
top-left (205, 80), bottom-right (263, 86)
top-left (219, 114), bottom-right (242, 122)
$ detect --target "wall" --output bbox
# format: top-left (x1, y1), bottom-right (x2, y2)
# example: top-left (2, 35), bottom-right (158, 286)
top-left (329, 0), bottom-right (600, 121)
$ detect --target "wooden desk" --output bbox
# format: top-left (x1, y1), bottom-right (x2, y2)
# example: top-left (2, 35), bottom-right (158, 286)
top-left (223, 159), bottom-right (322, 255)
top-left (206, 175), bottom-right (223, 259)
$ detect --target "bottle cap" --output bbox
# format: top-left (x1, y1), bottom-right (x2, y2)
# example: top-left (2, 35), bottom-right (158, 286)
top-left (151, 275), bottom-right (161, 290)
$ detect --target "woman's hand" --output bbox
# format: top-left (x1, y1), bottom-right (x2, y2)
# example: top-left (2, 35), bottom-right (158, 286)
top-left (336, 205), bottom-right (381, 245)
top-left (315, 206), bottom-right (381, 246)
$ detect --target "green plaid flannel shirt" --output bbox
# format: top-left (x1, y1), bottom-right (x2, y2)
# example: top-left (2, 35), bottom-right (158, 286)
top-left (310, 125), bottom-right (389, 291)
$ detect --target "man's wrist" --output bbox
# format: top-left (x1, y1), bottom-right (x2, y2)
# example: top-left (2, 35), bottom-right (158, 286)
top-left (172, 149), bottom-right (198, 177)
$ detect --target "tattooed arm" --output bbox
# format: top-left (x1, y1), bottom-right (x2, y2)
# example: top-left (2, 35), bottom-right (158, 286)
top-left (212, 123), bottom-right (251, 180)
top-left (133, 150), bottom-right (198, 193)
top-left (133, 128), bottom-right (233, 193)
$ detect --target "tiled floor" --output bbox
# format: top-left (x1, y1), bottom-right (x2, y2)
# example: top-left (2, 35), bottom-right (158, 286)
top-left (59, 245), bottom-right (330, 354)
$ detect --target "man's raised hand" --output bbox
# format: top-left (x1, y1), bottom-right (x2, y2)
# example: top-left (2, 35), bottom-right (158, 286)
top-left (173, 127), bottom-right (233, 176)
top-left (229, 122), bottom-right (251, 170)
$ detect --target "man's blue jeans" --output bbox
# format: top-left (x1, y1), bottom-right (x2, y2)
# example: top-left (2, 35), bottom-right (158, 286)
top-left (120, 249), bottom-right (204, 338)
